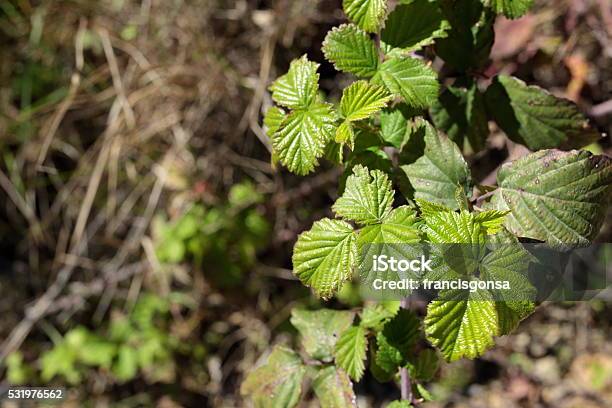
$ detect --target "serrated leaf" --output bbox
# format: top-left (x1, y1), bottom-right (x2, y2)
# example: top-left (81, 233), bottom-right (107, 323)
top-left (489, 0), bottom-right (534, 19)
top-left (408, 349), bottom-right (440, 381)
top-left (430, 83), bottom-right (488, 152)
top-left (273, 103), bottom-right (337, 175)
top-left (322, 24), bottom-right (379, 77)
top-left (290, 309), bottom-right (355, 361)
top-left (425, 288), bottom-right (498, 361)
top-left (293, 218), bottom-right (357, 299)
top-left (241, 346), bottom-right (306, 408)
top-left (335, 326), bottom-right (368, 381)
top-left (380, 108), bottom-right (409, 149)
top-left (264, 107), bottom-right (286, 137)
top-left (480, 243), bottom-right (536, 334)
top-left (423, 210), bottom-right (487, 275)
top-left (372, 57), bottom-right (439, 108)
top-left (485, 75), bottom-right (600, 150)
top-left (436, 0), bottom-right (494, 71)
top-left (333, 165), bottom-right (394, 225)
top-left (336, 121), bottom-right (356, 150)
top-left (340, 81), bottom-right (392, 122)
top-left (490, 149), bottom-right (612, 247)
top-left (360, 301), bottom-right (400, 330)
top-left (357, 207), bottom-right (423, 297)
top-left (381, 0), bottom-right (450, 54)
top-left (400, 119), bottom-right (472, 209)
top-left (343, 0), bottom-right (388, 33)
top-left (312, 366), bottom-right (358, 408)
top-left (271, 55), bottom-right (319, 109)
top-left (473, 210), bottom-right (510, 234)
top-left (375, 309), bottom-right (420, 373)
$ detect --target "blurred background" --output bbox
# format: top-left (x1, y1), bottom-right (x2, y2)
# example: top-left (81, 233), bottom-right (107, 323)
top-left (0, 0), bottom-right (610, 406)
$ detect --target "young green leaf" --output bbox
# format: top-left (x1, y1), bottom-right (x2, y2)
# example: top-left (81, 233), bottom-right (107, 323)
top-left (311, 366), bottom-right (358, 408)
top-left (292, 218), bottom-right (357, 299)
top-left (335, 325), bottom-right (368, 381)
top-left (357, 207), bottom-right (423, 296)
top-left (336, 121), bottom-right (356, 150)
top-left (489, 0), bottom-right (534, 19)
top-left (473, 210), bottom-right (510, 234)
top-left (372, 57), bottom-right (439, 109)
top-left (407, 349), bottom-right (440, 381)
top-left (489, 149), bottom-right (612, 247)
top-left (271, 55), bottom-right (320, 109)
top-left (480, 242), bottom-right (536, 334)
top-left (425, 288), bottom-right (498, 361)
top-left (333, 165), bottom-right (394, 225)
top-left (290, 309), bottom-right (355, 361)
top-left (375, 309), bottom-right (420, 372)
top-left (343, 0), bottom-right (388, 33)
top-left (360, 301), bottom-right (400, 330)
top-left (263, 106), bottom-right (286, 137)
top-left (322, 24), bottom-right (380, 78)
top-left (241, 346), bottom-right (306, 408)
top-left (273, 103), bottom-right (337, 175)
top-left (430, 83), bottom-right (488, 152)
top-left (381, 0), bottom-right (450, 54)
top-left (485, 75), bottom-right (600, 150)
top-left (400, 119), bottom-right (472, 209)
top-left (340, 81), bottom-right (392, 122)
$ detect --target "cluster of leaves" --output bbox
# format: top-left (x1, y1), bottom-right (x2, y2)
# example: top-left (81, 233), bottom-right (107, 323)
top-left (154, 181), bottom-right (269, 286)
top-left (246, 0), bottom-right (612, 406)
top-left (7, 294), bottom-right (190, 385)
top-left (241, 304), bottom-right (439, 407)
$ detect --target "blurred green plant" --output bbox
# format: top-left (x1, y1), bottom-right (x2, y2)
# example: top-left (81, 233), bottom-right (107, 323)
top-left (154, 181), bottom-right (269, 287)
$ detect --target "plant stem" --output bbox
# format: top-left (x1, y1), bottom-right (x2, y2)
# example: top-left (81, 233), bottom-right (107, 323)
top-left (399, 298), bottom-right (412, 403)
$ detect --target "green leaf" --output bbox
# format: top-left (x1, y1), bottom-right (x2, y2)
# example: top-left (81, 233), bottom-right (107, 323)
top-left (380, 108), bottom-right (409, 149)
top-left (360, 301), bottom-right (400, 330)
top-left (485, 75), bottom-right (600, 150)
top-left (480, 241), bottom-right (536, 334)
top-left (340, 81), bottom-right (392, 122)
top-left (241, 346), bottom-right (306, 408)
top-left (312, 366), bottom-right (358, 408)
top-left (273, 103), bottom-right (337, 175)
top-left (430, 83), bottom-right (488, 152)
top-left (271, 55), bottom-right (319, 109)
top-left (343, 0), bottom-right (388, 33)
top-left (408, 349), bottom-right (440, 381)
top-left (381, 0), bottom-right (450, 54)
top-left (375, 309), bottom-right (420, 372)
top-left (322, 24), bottom-right (380, 77)
top-left (425, 288), bottom-right (498, 361)
top-left (264, 106), bottom-right (286, 138)
top-left (400, 119), bottom-right (472, 209)
top-left (436, 0), bottom-right (494, 71)
top-left (357, 206), bottom-right (423, 296)
top-left (114, 345), bottom-right (139, 382)
top-left (290, 309), bottom-right (355, 361)
top-left (335, 326), bottom-right (368, 381)
top-left (336, 121), bottom-right (356, 150)
top-left (372, 57), bottom-right (439, 109)
top-left (386, 401), bottom-right (413, 408)
top-left (293, 218), bottom-right (357, 299)
top-left (333, 165), bottom-right (394, 225)
top-left (489, 149), bottom-right (612, 247)
top-left (473, 210), bottom-right (510, 234)
top-left (489, 0), bottom-right (534, 19)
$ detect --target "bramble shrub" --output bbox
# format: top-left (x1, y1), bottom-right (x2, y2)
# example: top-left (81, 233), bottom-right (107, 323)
top-left (241, 0), bottom-right (611, 406)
